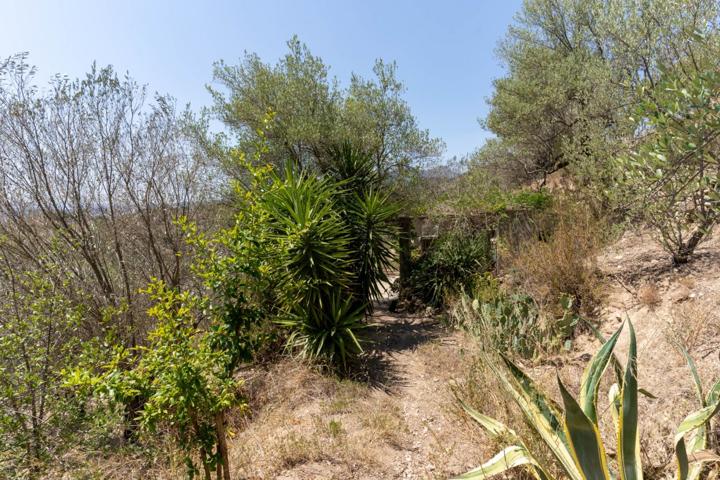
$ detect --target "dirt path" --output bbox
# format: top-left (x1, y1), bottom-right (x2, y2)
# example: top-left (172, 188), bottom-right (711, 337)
top-left (229, 297), bottom-right (482, 479)
top-left (361, 302), bottom-right (480, 479)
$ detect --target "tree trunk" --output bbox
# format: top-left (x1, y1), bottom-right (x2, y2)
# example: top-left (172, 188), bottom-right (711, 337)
top-left (673, 216), bottom-right (716, 265)
top-left (122, 393), bottom-right (144, 442)
top-left (199, 447), bottom-right (212, 480)
top-left (215, 411), bottom-right (231, 480)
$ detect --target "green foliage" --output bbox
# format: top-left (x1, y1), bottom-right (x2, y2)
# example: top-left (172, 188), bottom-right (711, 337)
top-left (211, 36), bottom-right (443, 181)
top-left (618, 69), bottom-right (720, 264)
top-left (326, 144), bottom-right (400, 309)
top-left (406, 227), bottom-right (494, 307)
top-left (66, 281), bottom-right (242, 480)
top-left (482, 0), bottom-right (720, 201)
top-left (473, 295), bottom-right (543, 359)
top-left (236, 145), bottom-right (397, 369)
top-left (278, 288), bottom-right (368, 370)
top-left (344, 188), bottom-right (399, 308)
top-left (457, 321), bottom-right (720, 480)
top-left (260, 162), bottom-right (353, 302)
top-left (453, 292), bottom-right (577, 359)
top-left (0, 270), bottom-right (84, 477)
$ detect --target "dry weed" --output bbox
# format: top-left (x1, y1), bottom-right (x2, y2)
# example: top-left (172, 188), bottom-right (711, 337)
top-left (507, 200), bottom-right (605, 317)
top-left (666, 301), bottom-right (720, 352)
top-left (637, 282), bottom-right (662, 310)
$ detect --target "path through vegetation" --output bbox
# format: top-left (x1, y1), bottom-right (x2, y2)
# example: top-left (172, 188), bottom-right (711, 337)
top-left (229, 292), bottom-right (483, 480)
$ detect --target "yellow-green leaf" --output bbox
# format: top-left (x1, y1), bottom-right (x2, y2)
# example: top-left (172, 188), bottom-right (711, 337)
top-left (618, 321), bottom-right (642, 480)
top-left (558, 376), bottom-right (612, 480)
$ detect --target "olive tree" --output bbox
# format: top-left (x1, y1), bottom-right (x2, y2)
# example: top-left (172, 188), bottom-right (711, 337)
top-left (209, 36), bottom-right (443, 182)
top-left (619, 69), bottom-right (720, 264)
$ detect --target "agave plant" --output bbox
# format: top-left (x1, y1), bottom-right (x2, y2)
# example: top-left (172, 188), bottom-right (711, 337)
top-left (457, 321), bottom-right (720, 480)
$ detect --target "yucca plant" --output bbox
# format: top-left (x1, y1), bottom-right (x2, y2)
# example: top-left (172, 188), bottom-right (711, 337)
top-left (260, 162), bottom-right (353, 301)
top-left (325, 142), bottom-right (399, 311)
top-left (457, 321), bottom-right (720, 480)
top-left (346, 188), bottom-right (399, 310)
top-left (278, 288), bottom-right (368, 370)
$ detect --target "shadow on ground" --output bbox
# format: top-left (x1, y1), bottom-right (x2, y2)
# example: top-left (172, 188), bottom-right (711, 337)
top-left (353, 298), bottom-right (445, 393)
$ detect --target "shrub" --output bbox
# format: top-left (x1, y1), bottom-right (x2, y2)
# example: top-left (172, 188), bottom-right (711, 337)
top-left (279, 288), bottom-right (368, 370)
top-left (249, 152), bottom-right (397, 369)
top-left (456, 321), bottom-right (720, 479)
top-left (326, 144), bottom-right (399, 310)
top-left (406, 226), bottom-right (494, 307)
top-left (617, 69), bottom-right (720, 265)
top-left (506, 201), bottom-right (603, 317)
top-left (259, 162), bottom-right (353, 306)
top-left (67, 282), bottom-right (243, 480)
top-left (0, 271), bottom-right (84, 477)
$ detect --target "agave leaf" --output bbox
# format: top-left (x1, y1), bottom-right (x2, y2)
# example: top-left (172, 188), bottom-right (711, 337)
top-left (579, 325), bottom-right (623, 425)
top-left (675, 398), bottom-right (720, 480)
top-left (581, 320), bottom-right (657, 400)
top-left (618, 321), bottom-right (642, 480)
top-left (583, 319), bottom-right (625, 385)
top-left (491, 354), bottom-right (583, 480)
top-left (459, 399), bottom-right (518, 439)
top-left (608, 383), bottom-right (621, 432)
top-left (674, 339), bottom-right (704, 405)
top-left (558, 376), bottom-right (612, 480)
top-left (453, 445), bottom-right (551, 480)
top-left (706, 379), bottom-right (720, 405)
top-left (675, 344), bottom-right (712, 480)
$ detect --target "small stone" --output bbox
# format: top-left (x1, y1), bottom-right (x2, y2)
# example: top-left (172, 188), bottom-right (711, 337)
top-left (671, 285), bottom-right (691, 302)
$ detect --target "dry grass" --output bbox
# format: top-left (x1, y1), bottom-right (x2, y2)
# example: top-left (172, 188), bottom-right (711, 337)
top-left (666, 300), bottom-right (720, 352)
top-left (637, 282), bottom-right (662, 310)
top-left (506, 200), bottom-right (604, 317)
top-left (227, 359), bottom-right (411, 479)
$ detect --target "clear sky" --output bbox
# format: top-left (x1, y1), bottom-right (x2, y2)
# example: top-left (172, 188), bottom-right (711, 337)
top-left (1, 0), bottom-right (522, 160)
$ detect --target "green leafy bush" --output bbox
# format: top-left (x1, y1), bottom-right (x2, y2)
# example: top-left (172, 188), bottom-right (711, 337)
top-left (0, 271), bottom-right (84, 477)
top-left (405, 227), bottom-right (494, 307)
top-left (67, 282), bottom-right (242, 480)
top-left (618, 69), bottom-right (720, 264)
top-left (457, 321), bottom-right (720, 479)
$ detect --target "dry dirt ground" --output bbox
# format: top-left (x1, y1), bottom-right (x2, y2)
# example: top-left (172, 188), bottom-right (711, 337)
top-left (521, 228), bottom-right (720, 477)
top-left (226, 300), bottom-right (485, 480)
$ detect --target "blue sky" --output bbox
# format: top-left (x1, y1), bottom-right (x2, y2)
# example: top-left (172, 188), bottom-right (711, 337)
top-left (2, 0), bottom-right (522, 160)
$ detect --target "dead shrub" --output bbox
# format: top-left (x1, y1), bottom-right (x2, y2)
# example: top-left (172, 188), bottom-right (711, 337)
top-left (506, 200), bottom-right (604, 317)
top-left (666, 301), bottom-right (720, 352)
top-left (637, 282), bottom-right (662, 310)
